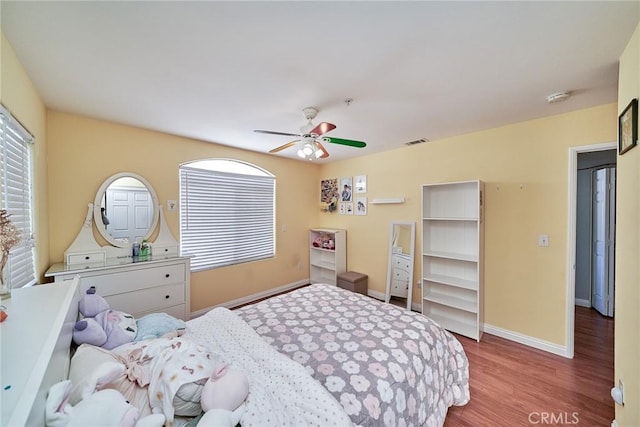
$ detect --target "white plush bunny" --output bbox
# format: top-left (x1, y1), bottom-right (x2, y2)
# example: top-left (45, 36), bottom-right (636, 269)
top-left (46, 362), bottom-right (164, 427)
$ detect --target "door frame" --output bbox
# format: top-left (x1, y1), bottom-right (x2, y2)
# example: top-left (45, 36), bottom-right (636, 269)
top-left (566, 141), bottom-right (616, 358)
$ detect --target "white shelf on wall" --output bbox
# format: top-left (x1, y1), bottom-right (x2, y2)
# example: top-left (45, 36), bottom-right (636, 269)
top-left (369, 198), bottom-right (405, 205)
top-left (421, 180), bottom-right (484, 341)
top-left (309, 228), bottom-right (346, 286)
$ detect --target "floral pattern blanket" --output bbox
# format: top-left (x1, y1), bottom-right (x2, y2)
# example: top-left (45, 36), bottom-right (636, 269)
top-left (236, 284), bottom-right (470, 427)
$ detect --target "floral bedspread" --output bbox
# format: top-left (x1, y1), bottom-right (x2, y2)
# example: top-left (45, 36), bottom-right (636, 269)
top-left (235, 284), bottom-right (470, 427)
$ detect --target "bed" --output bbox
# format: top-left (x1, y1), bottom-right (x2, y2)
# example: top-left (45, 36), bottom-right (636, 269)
top-left (232, 284), bottom-right (470, 427)
top-left (7, 281), bottom-right (469, 427)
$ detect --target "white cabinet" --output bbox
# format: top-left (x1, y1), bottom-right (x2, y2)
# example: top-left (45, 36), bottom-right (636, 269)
top-left (421, 180), bottom-right (484, 341)
top-left (309, 228), bottom-right (346, 286)
top-left (45, 255), bottom-right (191, 320)
top-left (1, 278), bottom-right (80, 427)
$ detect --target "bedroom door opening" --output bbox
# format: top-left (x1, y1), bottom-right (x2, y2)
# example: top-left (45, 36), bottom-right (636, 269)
top-left (567, 143), bottom-right (616, 358)
top-left (591, 166), bottom-right (616, 317)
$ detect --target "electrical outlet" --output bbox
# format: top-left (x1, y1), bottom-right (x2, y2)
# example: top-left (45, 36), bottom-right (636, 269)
top-left (538, 234), bottom-right (549, 247)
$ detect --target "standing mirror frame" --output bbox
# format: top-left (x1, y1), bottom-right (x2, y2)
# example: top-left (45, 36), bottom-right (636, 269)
top-left (385, 221), bottom-right (416, 310)
top-left (93, 172), bottom-right (159, 248)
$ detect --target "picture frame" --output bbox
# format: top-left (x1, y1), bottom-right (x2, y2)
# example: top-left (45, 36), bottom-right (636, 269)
top-left (339, 177), bottom-right (352, 202)
top-left (355, 197), bottom-right (367, 215)
top-left (354, 175), bottom-right (367, 193)
top-left (619, 98), bottom-right (638, 155)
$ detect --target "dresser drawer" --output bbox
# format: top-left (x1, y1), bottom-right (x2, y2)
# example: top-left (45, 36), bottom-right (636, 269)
top-left (79, 263), bottom-right (185, 296)
top-left (105, 283), bottom-right (185, 317)
top-left (66, 251), bottom-right (106, 265)
top-left (136, 303), bottom-right (186, 320)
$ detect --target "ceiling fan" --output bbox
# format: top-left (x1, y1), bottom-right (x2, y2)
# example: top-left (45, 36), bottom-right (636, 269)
top-left (254, 107), bottom-right (366, 160)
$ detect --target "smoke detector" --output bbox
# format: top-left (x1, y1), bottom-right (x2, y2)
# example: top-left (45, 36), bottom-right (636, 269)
top-left (546, 91), bottom-right (571, 104)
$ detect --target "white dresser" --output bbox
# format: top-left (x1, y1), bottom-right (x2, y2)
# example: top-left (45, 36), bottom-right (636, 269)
top-left (45, 255), bottom-right (191, 320)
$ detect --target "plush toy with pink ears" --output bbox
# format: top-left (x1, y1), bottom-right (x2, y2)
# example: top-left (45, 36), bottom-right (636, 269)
top-left (197, 362), bottom-right (250, 427)
top-left (72, 286), bottom-right (137, 350)
top-left (45, 362), bottom-right (165, 427)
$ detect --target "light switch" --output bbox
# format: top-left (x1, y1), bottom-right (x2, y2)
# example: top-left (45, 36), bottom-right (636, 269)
top-left (538, 234), bottom-right (549, 247)
top-left (167, 200), bottom-right (177, 211)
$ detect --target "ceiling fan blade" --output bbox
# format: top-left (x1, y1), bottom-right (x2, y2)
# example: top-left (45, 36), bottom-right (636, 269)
top-left (316, 141), bottom-right (330, 158)
top-left (323, 137), bottom-right (367, 148)
top-left (309, 122), bottom-right (336, 136)
top-left (255, 129), bottom-right (300, 137)
top-left (269, 140), bottom-right (299, 153)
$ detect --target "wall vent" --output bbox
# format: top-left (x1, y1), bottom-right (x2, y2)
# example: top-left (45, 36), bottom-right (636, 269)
top-left (405, 138), bottom-right (429, 146)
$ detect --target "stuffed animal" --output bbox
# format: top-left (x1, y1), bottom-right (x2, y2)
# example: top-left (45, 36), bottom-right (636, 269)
top-left (197, 363), bottom-right (249, 427)
top-left (46, 362), bottom-right (165, 427)
top-left (72, 286), bottom-right (137, 350)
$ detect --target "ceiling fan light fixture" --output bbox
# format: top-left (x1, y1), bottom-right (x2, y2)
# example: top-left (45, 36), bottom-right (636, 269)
top-left (298, 140), bottom-right (319, 160)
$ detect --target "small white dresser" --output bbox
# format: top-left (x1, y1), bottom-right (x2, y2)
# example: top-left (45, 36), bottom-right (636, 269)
top-left (45, 255), bottom-right (191, 320)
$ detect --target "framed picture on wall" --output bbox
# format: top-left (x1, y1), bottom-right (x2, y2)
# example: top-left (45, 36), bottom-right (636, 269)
top-left (355, 197), bottom-right (367, 215)
top-left (339, 177), bottom-right (352, 201)
top-left (619, 98), bottom-right (638, 155)
top-left (354, 175), bottom-right (367, 193)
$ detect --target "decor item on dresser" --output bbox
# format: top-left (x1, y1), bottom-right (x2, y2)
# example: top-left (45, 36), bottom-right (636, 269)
top-left (421, 180), bottom-right (484, 341)
top-left (46, 171), bottom-right (190, 321)
top-left (0, 209), bottom-right (21, 298)
top-left (619, 98), bottom-right (638, 155)
top-left (385, 221), bottom-right (415, 310)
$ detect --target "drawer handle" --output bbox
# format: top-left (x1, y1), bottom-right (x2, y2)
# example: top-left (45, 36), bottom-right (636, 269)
top-left (165, 273), bottom-right (170, 278)
top-left (165, 295), bottom-right (170, 299)
top-left (85, 256), bottom-right (90, 260)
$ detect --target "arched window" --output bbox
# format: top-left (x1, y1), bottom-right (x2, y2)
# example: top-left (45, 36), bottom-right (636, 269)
top-left (179, 159), bottom-right (275, 271)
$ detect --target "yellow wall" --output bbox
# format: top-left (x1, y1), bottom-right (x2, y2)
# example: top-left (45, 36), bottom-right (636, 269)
top-left (0, 33), bottom-right (49, 281)
top-left (46, 111), bottom-right (320, 311)
top-left (615, 22), bottom-right (640, 427)
top-left (319, 104), bottom-right (616, 346)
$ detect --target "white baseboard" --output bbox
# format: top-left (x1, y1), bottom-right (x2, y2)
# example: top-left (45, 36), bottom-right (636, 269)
top-left (483, 323), bottom-right (571, 358)
top-left (574, 298), bottom-right (591, 308)
top-left (368, 289), bottom-right (385, 301)
top-left (189, 279), bottom-right (309, 319)
top-left (368, 290), bottom-right (422, 312)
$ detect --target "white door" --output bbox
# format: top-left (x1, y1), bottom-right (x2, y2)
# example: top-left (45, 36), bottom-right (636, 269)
top-left (591, 167), bottom-right (615, 317)
top-left (106, 187), bottom-right (153, 244)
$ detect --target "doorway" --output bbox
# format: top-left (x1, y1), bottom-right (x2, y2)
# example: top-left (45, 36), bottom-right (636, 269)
top-left (567, 143), bottom-right (616, 358)
top-left (575, 151), bottom-right (617, 316)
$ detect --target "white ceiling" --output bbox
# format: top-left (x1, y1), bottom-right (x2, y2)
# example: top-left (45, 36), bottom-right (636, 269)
top-left (2, 1), bottom-right (639, 162)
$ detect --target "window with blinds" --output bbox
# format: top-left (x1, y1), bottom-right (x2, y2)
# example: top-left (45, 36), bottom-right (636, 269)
top-left (179, 159), bottom-right (275, 272)
top-left (0, 105), bottom-right (36, 289)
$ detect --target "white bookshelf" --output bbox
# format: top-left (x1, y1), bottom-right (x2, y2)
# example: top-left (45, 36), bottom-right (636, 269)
top-left (309, 228), bottom-right (346, 286)
top-left (421, 180), bottom-right (484, 341)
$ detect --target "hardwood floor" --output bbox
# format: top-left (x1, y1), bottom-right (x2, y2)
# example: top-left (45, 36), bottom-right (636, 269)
top-left (445, 307), bottom-right (614, 426)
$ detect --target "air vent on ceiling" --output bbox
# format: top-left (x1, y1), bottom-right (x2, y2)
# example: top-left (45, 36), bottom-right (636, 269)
top-left (405, 138), bottom-right (429, 146)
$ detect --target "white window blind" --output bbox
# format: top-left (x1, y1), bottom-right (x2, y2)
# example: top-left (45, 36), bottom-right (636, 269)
top-left (0, 105), bottom-right (36, 288)
top-left (180, 160), bottom-right (275, 271)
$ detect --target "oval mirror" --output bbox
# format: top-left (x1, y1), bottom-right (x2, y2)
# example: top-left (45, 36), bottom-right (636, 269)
top-left (93, 172), bottom-right (159, 248)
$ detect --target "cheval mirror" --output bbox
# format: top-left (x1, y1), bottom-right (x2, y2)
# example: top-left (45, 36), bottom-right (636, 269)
top-left (385, 221), bottom-right (416, 310)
